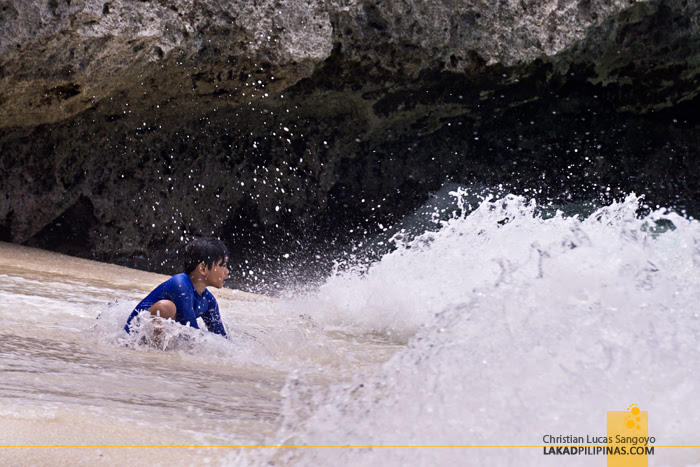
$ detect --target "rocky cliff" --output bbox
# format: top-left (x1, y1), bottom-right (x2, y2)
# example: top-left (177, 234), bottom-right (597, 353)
top-left (1, 0), bottom-right (698, 290)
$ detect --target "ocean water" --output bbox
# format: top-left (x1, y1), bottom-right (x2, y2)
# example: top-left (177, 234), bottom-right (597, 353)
top-left (2, 187), bottom-right (700, 466)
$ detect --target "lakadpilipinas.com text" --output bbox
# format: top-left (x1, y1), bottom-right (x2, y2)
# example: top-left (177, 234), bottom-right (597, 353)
top-left (542, 435), bottom-right (655, 456)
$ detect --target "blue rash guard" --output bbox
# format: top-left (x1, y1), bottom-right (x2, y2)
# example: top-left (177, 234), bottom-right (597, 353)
top-left (124, 273), bottom-right (228, 337)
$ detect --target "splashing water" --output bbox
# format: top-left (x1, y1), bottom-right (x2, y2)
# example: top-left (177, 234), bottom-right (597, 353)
top-left (243, 190), bottom-right (700, 466)
top-left (4, 188), bottom-right (700, 466)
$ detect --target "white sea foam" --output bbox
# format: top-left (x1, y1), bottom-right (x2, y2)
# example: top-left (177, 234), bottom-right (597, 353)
top-left (251, 191), bottom-right (700, 466)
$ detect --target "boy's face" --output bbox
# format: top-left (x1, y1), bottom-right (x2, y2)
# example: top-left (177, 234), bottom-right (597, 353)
top-left (204, 257), bottom-right (229, 288)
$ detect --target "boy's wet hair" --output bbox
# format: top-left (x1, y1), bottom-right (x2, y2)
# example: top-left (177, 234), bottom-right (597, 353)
top-left (183, 237), bottom-right (229, 273)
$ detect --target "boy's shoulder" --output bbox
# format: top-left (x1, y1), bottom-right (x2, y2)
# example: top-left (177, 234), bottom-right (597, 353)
top-left (162, 272), bottom-right (192, 289)
top-left (202, 288), bottom-right (217, 302)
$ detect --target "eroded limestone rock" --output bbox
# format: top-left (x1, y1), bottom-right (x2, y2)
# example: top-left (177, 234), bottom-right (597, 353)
top-left (0, 0), bottom-right (698, 289)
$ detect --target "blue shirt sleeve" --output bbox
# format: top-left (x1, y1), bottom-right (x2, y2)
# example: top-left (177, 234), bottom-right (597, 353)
top-left (163, 274), bottom-right (199, 330)
top-left (201, 291), bottom-right (228, 337)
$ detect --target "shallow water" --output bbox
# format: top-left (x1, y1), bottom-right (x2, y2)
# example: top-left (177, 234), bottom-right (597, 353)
top-left (0, 242), bottom-right (400, 465)
top-left (3, 189), bottom-right (700, 466)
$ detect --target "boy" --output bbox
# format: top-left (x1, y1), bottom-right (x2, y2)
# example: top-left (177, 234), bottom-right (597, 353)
top-left (124, 237), bottom-right (230, 338)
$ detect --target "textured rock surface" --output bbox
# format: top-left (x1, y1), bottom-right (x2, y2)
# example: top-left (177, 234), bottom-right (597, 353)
top-left (1, 0), bottom-right (699, 290)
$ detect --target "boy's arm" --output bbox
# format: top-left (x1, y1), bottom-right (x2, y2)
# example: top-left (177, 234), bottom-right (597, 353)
top-left (164, 277), bottom-right (200, 330)
top-left (201, 296), bottom-right (228, 337)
